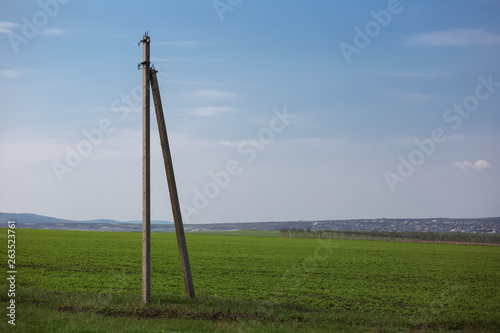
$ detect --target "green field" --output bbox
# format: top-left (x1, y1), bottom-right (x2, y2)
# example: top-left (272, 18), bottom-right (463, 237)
top-left (1, 228), bottom-right (499, 332)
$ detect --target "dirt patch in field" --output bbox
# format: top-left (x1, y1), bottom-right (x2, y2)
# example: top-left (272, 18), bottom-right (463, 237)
top-left (55, 305), bottom-right (90, 313)
top-left (55, 305), bottom-right (310, 323)
top-left (54, 306), bottom-right (265, 322)
top-left (96, 307), bottom-right (265, 322)
top-left (393, 301), bottom-right (406, 308)
top-left (47, 299), bottom-right (302, 324)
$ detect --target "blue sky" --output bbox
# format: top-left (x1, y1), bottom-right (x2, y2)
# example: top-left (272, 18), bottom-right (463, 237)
top-left (1, 0), bottom-right (499, 223)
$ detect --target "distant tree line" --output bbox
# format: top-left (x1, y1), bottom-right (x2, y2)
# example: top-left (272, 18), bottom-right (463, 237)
top-left (279, 228), bottom-right (500, 245)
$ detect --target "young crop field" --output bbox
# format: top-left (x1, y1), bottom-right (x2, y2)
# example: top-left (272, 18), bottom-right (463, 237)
top-left (1, 228), bottom-right (499, 332)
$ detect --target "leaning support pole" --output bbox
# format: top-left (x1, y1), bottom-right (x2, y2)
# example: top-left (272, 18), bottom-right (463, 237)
top-left (140, 32), bottom-right (151, 304)
top-left (150, 68), bottom-right (196, 299)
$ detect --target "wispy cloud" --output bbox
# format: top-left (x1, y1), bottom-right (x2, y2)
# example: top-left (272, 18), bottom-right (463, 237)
top-left (402, 93), bottom-right (431, 101)
top-left (0, 69), bottom-right (22, 78)
top-left (0, 69), bottom-right (37, 78)
top-left (219, 139), bottom-right (262, 148)
top-left (151, 57), bottom-right (187, 62)
top-left (451, 160), bottom-right (491, 171)
top-left (164, 77), bottom-right (205, 85)
top-left (219, 140), bottom-right (240, 147)
top-left (403, 29), bottom-right (500, 46)
top-left (390, 73), bottom-right (439, 78)
top-left (219, 137), bottom-right (346, 148)
top-left (0, 21), bottom-right (19, 34)
top-left (183, 89), bottom-right (239, 101)
top-left (382, 90), bottom-right (431, 101)
top-left (39, 28), bottom-right (68, 36)
top-left (157, 40), bottom-right (211, 48)
top-left (188, 106), bottom-right (234, 117)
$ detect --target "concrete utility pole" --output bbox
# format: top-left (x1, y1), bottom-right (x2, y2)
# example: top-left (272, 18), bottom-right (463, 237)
top-left (139, 32), bottom-right (151, 304)
top-left (150, 69), bottom-right (195, 299)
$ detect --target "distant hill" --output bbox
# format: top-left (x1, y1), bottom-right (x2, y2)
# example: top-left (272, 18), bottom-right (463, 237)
top-left (0, 212), bottom-right (173, 225)
top-left (0, 212), bottom-right (73, 224)
top-left (1, 212), bottom-right (499, 234)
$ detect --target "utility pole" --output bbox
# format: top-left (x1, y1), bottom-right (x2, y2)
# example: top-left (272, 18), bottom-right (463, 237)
top-left (150, 68), bottom-right (195, 299)
top-left (139, 32), bottom-right (151, 304)
top-left (138, 32), bottom-right (195, 303)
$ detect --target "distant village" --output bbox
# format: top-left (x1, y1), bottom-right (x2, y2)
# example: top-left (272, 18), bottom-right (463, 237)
top-left (299, 218), bottom-right (499, 234)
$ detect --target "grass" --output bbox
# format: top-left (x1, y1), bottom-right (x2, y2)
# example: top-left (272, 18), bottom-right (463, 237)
top-left (192, 229), bottom-right (281, 237)
top-left (1, 228), bottom-right (499, 332)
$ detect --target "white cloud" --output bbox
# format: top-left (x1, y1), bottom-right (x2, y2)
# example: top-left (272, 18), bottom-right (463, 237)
top-left (188, 106), bottom-right (234, 117)
top-left (39, 28), bottom-right (68, 36)
top-left (0, 21), bottom-right (19, 34)
top-left (452, 161), bottom-right (473, 170)
top-left (403, 29), bottom-right (500, 46)
top-left (183, 89), bottom-right (239, 101)
top-left (452, 160), bottom-right (491, 171)
top-left (472, 160), bottom-right (491, 170)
